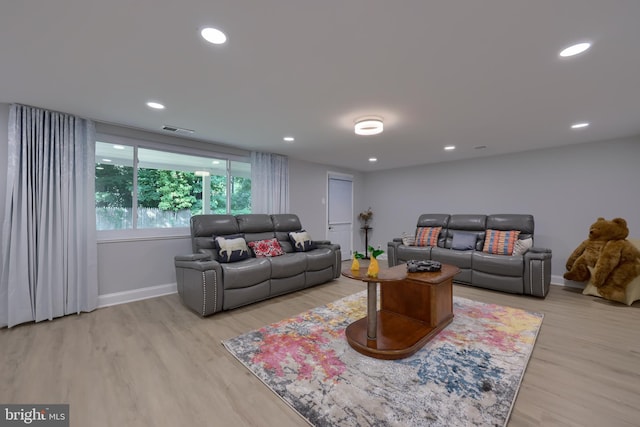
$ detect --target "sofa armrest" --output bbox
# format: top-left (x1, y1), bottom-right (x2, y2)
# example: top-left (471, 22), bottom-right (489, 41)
top-left (174, 256), bottom-right (224, 316)
top-left (313, 241), bottom-right (342, 278)
top-left (175, 253), bottom-right (210, 262)
top-left (523, 248), bottom-right (552, 297)
top-left (529, 247), bottom-right (552, 255)
top-left (387, 240), bottom-right (403, 267)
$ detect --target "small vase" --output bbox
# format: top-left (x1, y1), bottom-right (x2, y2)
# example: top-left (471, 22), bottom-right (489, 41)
top-left (367, 257), bottom-right (379, 278)
top-left (351, 257), bottom-right (360, 271)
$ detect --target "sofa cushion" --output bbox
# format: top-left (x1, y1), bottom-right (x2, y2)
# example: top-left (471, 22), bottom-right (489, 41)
top-left (305, 247), bottom-right (335, 271)
top-left (221, 257), bottom-right (271, 289)
top-left (431, 246), bottom-right (473, 269)
top-left (451, 232), bottom-right (477, 251)
top-left (483, 229), bottom-right (521, 255)
top-left (214, 234), bottom-right (250, 263)
top-left (289, 230), bottom-right (317, 252)
top-left (269, 252), bottom-right (307, 278)
top-left (397, 245), bottom-right (432, 262)
top-left (473, 252), bottom-right (523, 277)
top-left (415, 227), bottom-right (442, 247)
top-left (444, 215), bottom-right (487, 250)
top-left (191, 214), bottom-right (239, 254)
top-left (248, 238), bottom-right (285, 257)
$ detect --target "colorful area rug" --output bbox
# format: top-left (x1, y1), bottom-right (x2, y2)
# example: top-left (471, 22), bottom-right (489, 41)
top-left (222, 292), bottom-right (543, 427)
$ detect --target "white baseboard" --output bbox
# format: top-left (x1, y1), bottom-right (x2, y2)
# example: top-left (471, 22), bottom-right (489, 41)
top-left (98, 283), bottom-right (177, 308)
top-left (551, 274), bottom-right (584, 289)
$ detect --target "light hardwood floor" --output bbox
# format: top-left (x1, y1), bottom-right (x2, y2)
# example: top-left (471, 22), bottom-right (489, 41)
top-left (1, 272), bottom-right (639, 427)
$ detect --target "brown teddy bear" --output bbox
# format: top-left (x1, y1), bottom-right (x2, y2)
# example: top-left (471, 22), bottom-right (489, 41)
top-left (565, 217), bottom-right (640, 301)
top-left (564, 217), bottom-right (614, 282)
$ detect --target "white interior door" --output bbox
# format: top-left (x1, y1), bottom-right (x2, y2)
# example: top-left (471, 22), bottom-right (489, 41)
top-left (327, 174), bottom-right (353, 261)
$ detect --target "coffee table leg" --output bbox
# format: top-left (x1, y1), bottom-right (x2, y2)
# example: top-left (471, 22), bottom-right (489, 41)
top-left (367, 281), bottom-right (377, 340)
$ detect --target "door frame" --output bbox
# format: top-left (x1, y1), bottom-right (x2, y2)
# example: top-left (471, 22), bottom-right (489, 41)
top-left (326, 171), bottom-right (354, 259)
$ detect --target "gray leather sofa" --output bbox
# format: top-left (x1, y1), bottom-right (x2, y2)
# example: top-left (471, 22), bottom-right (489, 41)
top-left (388, 214), bottom-right (552, 297)
top-left (174, 213), bottom-right (341, 316)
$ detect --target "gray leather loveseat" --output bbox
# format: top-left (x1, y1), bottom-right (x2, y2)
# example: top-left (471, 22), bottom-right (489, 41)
top-left (388, 214), bottom-right (552, 297)
top-left (174, 214), bottom-right (341, 316)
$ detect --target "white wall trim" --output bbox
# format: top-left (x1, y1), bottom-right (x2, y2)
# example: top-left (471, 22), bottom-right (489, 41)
top-left (98, 283), bottom-right (177, 308)
top-left (551, 274), bottom-right (584, 289)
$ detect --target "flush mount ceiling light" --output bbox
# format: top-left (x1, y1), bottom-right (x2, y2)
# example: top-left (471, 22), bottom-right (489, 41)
top-left (571, 122), bottom-right (590, 129)
top-left (146, 101), bottom-right (165, 110)
top-left (201, 27), bottom-right (227, 45)
top-left (444, 145), bottom-right (456, 151)
top-left (354, 117), bottom-right (384, 136)
top-left (559, 42), bottom-right (591, 57)
top-left (368, 157), bottom-right (378, 162)
top-left (283, 136), bottom-right (295, 142)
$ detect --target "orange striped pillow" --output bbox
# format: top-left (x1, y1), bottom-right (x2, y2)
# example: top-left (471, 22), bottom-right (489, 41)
top-left (415, 227), bottom-right (442, 247)
top-left (482, 229), bottom-right (521, 255)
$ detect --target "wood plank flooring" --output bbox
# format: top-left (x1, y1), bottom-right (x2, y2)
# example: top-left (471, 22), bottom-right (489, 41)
top-left (1, 272), bottom-right (639, 427)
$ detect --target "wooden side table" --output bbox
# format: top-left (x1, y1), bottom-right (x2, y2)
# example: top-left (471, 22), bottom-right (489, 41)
top-left (341, 263), bottom-right (459, 360)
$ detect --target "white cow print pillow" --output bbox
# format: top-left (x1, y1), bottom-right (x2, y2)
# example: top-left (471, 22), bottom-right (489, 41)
top-left (214, 234), bottom-right (250, 262)
top-left (289, 230), bottom-right (316, 252)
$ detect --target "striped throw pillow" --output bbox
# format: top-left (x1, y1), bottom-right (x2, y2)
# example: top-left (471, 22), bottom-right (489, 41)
top-left (415, 227), bottom-right (442, 247)
top-left (483, 229), bottom-right (521, 255)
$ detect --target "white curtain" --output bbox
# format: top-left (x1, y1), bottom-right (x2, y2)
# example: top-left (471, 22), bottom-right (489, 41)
top-left (250, 152), bottom-right (289, 214)
top-left (0, 104), bottom-right (98, 328)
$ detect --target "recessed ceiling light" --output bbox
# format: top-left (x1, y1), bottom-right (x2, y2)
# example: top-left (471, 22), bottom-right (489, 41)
top-left (559, 42), bottom-right (591, 57)
top-left (355, 117), bottom-right (384, 136)
top-left (368, 157), bottom-right (378, 162)
top-left (283, 136), bottom-right (295, 142)
top-left (444, 145), bottom-right (456, 151)
top-left (146, 101), bottom-right (165, 110)
top-left (201, 27), bottom-right (227, 45)
top-left (571, 122), bottom-right (590, 129)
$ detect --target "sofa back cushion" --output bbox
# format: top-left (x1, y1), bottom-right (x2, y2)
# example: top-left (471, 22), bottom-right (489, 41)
top-left (443, 215), bottom-right (487, 250)
top-left (191, 214), bottom-right (240, 254)
top-left (486, 214), bottom-right (534, 241)
top-left (237, 214), bottom-right (276, 244)
top-left (272, 214), bottom-right (303, 252)
top-left (416, 214), bottom-right (450, 246)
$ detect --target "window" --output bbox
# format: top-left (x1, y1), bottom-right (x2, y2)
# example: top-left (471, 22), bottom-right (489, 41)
top-left (95, 139), bottom-right (251, 235)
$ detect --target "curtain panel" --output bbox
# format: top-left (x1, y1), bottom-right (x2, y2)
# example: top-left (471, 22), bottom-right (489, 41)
top-left (0, 104), bottom-right (98, 328)
top-left (250, 152), bottom-right (289, 214)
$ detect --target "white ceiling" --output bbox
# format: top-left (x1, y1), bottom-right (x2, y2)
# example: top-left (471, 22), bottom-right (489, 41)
top-left (2, 0), bottom-right (640, 172)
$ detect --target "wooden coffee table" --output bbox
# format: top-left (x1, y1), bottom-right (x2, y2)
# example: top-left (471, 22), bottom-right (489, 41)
top-left (341, 263), bottom-right (460, 360)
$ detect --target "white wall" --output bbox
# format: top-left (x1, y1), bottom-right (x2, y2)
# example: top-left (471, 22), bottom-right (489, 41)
top-left (289, 158), bottom-right (365, 250)
top-left (3, 102), bottom-right (638, 299)
top-left (363, 137), bottom-right (640, 283)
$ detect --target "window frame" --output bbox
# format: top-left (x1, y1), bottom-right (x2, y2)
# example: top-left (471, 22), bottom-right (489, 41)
top-left (96, 132), bottom-right (251, 242)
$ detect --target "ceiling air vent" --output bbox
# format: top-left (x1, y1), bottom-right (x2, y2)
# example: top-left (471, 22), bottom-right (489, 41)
top-left (162, 125), bottom-right (194, 134)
